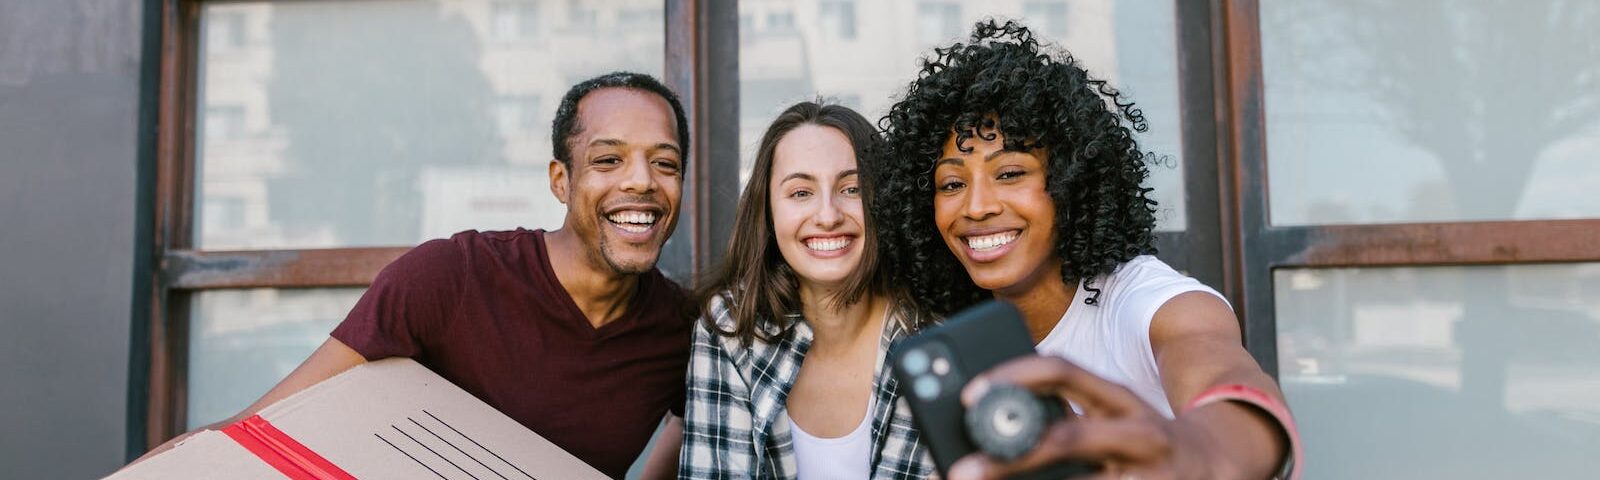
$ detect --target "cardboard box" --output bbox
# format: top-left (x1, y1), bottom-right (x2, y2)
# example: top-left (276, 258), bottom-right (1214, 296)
top-left (109, 358), bottom-right (608, 479)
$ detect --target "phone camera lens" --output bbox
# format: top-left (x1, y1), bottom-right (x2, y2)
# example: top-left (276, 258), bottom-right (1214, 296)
top-left (913, 375), bottom-right (941, 400)
top-left (901, 349), bottom-right (930, 375)
top-left (966, 383), bottom-right (1050, 461)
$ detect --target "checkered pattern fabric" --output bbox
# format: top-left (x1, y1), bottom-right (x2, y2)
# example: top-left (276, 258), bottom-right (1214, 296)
top-left (679, 293), bottom-right (934, 479)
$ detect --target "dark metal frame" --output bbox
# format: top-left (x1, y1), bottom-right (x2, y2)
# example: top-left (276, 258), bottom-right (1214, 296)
top-left (1154, 0), bottom-right (1227, 294)
top-left (664, 0), bottom-right (740, 281)
top-left (144, 0), bottom-right (200, 450)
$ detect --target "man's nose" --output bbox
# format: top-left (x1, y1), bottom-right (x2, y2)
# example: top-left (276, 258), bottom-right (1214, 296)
top-left (619, 155), bottom-right (657, 194)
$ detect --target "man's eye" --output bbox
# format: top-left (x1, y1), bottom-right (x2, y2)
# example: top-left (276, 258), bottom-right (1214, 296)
top-left (594, 156), bottom-right (621, 165)
top-left (654, 159), bottom-right (681, 172)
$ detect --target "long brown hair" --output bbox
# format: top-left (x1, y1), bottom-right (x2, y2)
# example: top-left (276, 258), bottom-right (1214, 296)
top-left (694, 101), bottom-right (902, 343)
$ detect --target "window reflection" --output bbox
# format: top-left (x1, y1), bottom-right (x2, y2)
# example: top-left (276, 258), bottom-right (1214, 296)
top-left (1276, 264), bottom-right (1600, 478)
top-left (917, 3), bottom-right (963, 45)
top-left (1262, 1), bottom-right (1600, 225)
top-left (818, 0), bottom-right (857, 40)
top-left (187, 288), bottom-right (364, 429)
top-left (194, 0), bottom-right (664, 250)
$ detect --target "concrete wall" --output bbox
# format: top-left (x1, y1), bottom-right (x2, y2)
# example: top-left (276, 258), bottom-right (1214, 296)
top-left (0, 0), bottom-right (149, 477)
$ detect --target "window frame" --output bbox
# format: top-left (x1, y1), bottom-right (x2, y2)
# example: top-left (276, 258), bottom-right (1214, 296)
top-left (1214, 0), bottom-right (1600, 376)
top-left (140, 0), bottom-right (733, 450)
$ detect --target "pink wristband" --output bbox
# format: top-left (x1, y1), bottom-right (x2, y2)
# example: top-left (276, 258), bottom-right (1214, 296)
top-left (1183, 384), bottom-right (1302, 480)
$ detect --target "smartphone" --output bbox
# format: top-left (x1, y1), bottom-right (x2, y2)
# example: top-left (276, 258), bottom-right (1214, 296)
top-left (889, 300), bottom-right (1097, 479)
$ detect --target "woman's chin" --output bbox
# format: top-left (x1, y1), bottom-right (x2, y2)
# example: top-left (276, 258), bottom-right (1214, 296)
top-left (966, 272), bottom-right (1020, 293)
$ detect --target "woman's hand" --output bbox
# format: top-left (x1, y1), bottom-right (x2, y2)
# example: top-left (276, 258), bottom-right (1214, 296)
top-left (947, 355), bottom-right (1235, 480)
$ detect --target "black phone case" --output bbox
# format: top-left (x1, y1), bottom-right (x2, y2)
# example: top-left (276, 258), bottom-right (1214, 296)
top-left (889, 300), bottom-right (1097, 479)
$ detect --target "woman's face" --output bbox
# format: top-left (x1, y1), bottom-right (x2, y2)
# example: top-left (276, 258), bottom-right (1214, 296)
top-left (931, 127), bottom-right (1060, 296)
top-left (770, 124), bottom-right (867, 290)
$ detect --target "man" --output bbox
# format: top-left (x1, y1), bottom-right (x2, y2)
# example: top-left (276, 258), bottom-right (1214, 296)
top-left (131, 72), bottom-right (693, 478)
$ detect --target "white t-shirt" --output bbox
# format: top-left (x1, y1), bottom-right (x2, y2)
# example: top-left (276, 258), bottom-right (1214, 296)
top-left (788, 398), bottom-right (875, 480)
top-left (1034, 255), bottom-right (1229, 418)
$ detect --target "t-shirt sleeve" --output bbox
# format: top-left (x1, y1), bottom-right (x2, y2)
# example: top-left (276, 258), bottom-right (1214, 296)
top-left (1113, 258), bottom-right (1232, 398)
top-left (330, 238), bottom-right (466, 360)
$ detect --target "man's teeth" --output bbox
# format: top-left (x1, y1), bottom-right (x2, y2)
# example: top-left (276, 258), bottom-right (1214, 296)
top-left (607, 211), bottom-right (656, 233)
top-left (966, 231), bottom-right (1018, 251)
top-left (805, 237), bottom-right (851, 252)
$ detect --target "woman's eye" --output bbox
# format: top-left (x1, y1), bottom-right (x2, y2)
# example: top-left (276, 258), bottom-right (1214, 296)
top-left (997, 169), bottom-right (1025, 181)
top-left (790, 190), bottom-right (813, 199)
top-left (842, 185), bottom-right (861, 196)
top-left (938, 180), bottom-right (965, 192)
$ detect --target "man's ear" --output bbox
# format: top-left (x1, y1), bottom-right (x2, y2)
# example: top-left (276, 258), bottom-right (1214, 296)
top-left (549, 159), bottom-right (570, 205)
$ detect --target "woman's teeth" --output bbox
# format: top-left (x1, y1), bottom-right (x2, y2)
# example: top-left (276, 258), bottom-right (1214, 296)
top-left (805, 237), bottom-right (851, 252)
top-left (966, 231), bottom-right (1017, 251)
top-left (607, 211), bottom-right (656, 233)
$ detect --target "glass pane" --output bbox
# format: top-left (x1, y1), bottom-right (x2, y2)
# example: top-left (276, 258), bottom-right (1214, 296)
top-left (737, 0), bottom-right (1186, 231)
top-left (1276, 265), bottom-right (1600, 478)
top-left (1261, 1), bottom-right (1600, 226)
top-left (187, 288), bottom-right (364, 428)
top-left (194, 1), bottom-right (664, 249)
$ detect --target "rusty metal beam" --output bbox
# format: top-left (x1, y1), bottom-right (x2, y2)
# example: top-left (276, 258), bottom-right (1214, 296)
top-left (1271, 220), bottom-right (1600, 268)
top-left (145, 0), bottom-right (200, 451)
top-left (166, 247), bottom-right (411, 290)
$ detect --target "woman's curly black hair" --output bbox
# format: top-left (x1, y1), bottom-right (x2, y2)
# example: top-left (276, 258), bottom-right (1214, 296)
top-left (873, 19), bottom-right (1158, 317)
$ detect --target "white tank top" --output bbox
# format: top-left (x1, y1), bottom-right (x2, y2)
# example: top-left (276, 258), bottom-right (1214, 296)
top-left (788, 398), bottom-right (875, 480)
top-left (1034, 255), bottom-right (1229, 418)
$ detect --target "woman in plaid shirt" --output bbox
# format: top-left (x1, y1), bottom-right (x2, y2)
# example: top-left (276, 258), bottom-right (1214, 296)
top-left (677, 101), bottom-right (936, 479)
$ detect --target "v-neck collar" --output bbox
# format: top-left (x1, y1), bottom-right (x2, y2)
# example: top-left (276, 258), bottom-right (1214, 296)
top-left (533, 230), bottom-right (650, 339)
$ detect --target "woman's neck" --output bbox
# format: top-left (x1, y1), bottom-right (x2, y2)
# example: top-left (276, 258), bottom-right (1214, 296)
top-left (993, 261), bottom-right (1076, 344)
top-left (798, 282), bottom-right (883, 353)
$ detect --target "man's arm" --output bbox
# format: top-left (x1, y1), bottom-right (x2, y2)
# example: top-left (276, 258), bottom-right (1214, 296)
top-left (637, 414), bottom-right (683, 480)
top-left (124, 337), bottom-right (367, 467)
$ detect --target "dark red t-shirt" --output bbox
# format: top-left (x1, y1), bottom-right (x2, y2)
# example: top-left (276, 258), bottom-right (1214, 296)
top-left (331, 229), bottom-right (690, 478)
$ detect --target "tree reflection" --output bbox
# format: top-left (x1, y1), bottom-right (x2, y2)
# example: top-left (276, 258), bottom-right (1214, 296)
top-left (1271, 1), bottom-right (1600, 477)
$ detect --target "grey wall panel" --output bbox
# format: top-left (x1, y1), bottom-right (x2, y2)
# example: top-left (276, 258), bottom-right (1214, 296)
top-left (0, 0), bottom-right (144, 477)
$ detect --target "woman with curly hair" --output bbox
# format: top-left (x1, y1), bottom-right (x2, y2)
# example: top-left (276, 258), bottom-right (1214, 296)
top-left (875, 21), bottom-right (1301, 479)
top-left (678, 101), bottom-right (934, 479)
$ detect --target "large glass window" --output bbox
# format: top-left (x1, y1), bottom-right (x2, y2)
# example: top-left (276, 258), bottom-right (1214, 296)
top-left (194, 0), bottom-right (665, 250)
top-left (736, 0), bottom-right (1187, 231)
top-left (184, 0), bottom-right (665, 433)
top-left (1261, 1), bottom-right (1600, 226)
top-left (1276, 264), bottom-right (1600, 478)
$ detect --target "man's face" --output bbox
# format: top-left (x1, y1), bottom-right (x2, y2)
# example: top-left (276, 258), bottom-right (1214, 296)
top-left (550, 87), bottom-right (683, 275)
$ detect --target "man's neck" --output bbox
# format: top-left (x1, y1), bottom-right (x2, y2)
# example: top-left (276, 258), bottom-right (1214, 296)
top-left (993, 262), bottom-right (1076, 344)
top-left (544, 229), bottom-right (639, 329)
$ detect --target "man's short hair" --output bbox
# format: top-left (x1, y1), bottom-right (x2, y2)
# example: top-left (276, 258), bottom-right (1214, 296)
top-left (550, 72), bottom-right (691, 172)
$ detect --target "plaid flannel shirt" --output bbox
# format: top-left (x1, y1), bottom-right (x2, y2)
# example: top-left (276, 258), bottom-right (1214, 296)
top-left (679, 293), bottom-right (934, 479)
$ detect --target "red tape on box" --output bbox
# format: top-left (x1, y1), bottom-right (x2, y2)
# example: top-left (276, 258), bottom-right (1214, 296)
top-left (222, 415), bottom-right (357, 480)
